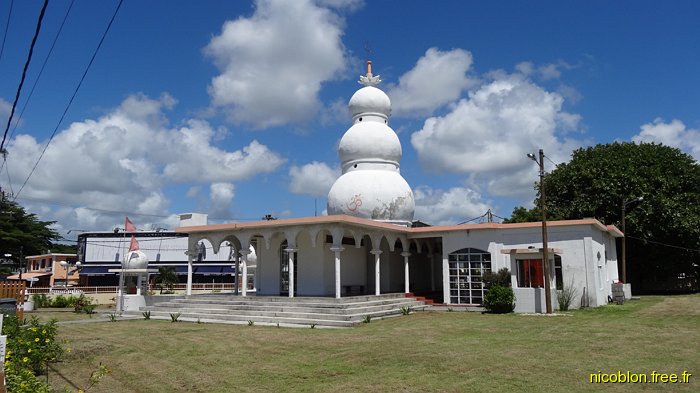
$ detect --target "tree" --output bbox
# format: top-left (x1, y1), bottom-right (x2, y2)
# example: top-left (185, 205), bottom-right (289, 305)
top-left (154, 266), bottom-right (178, 294)
top-left (0, 193), bottom-right (62, 268)
top-left (506, 142), bottom-right (700, 293)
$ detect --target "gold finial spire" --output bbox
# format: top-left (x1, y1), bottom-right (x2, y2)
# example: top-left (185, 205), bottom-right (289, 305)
top-left (359, 59), bottom-right (381, 86)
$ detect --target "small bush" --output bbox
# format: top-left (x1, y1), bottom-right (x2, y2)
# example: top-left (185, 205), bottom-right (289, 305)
top-left (52, 295), bottom-right (69, 308)
top-left (400, 306), bottom-right (411, 315)
top-left (108, 313), bottom-right (118, 322)
top-left (247, 320), bottom-right (254, 326)
top-left (142, 311), bottom-right (151, 320)
top-left (557, 277), bottom-right (579, 311)
top-left (483, 285), bottom-right (516, 314)
top-left (170, 313), bottom-right (181, 323)
top-left (73, 294), bottom-right (96, 314)
top-left (482, 268), bottom-right (512, 288)
top-left (362, 315), bottom-right (371, 324)
top-left (31, 294), bottom-right (50, 308)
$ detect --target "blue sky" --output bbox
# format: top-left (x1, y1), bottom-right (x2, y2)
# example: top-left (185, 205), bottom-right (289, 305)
top-left (1, 0), bottom-right (699, 238)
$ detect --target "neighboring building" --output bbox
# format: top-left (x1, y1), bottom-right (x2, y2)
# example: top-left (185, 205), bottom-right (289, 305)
top-left (76, 215), bottom-right (247, 288)
top-left (174, 62), bottom-right (623, 313)
top-left (7, 253), bottom-right (78, 287)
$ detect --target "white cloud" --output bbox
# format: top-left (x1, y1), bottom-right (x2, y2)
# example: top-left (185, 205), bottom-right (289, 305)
top-left (209, 182), bottom-right (235, 218)
top-left (4, 93), bottom-right (285, 231)
top-left (413, 186), bottom-right (492, 226)
top-left (288, 161), bottom-right (340, 196)
top-left (388, 48), bottom-right (475, 117)
top-left (410, 73), bottom-right (584, 198)
top-left (315, 0), bottom-right (364, 11)
top-left (204, 0), bottom-right (349, 128)
top-left (632, 118), bottom-right (700, 160)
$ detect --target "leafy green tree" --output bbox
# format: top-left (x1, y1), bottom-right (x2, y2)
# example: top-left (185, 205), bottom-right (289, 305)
top-left (506, 142), bottom-right (700, 293)
top-left (0, 194), bottom-right (62, 267)
top-left (154, 266), bottom-right (178, 293)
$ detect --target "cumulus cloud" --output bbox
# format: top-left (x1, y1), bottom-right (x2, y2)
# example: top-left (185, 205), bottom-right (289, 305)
top-left (289, 161), bottom-right (340, 196)
top-left (413, 186), bottom-right (492, 226)
top-left (388, 48), bottom-right (475, 117)
top-left (204, 0), bottom-right (349, 128)
top-left (315, 0), bottom-right (364, 11)
top-left (209, 182), bottom-right (235, 219)
top-left (4, 93), bottom-right (285, 232)
top-left (632, 118), bottom-right (700, 160)
top-left (410, 72), bottom-right (584, 198)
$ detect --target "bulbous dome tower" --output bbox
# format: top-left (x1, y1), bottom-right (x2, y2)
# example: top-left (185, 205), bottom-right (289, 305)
top-left (327, 61), bottom-right (415, 226)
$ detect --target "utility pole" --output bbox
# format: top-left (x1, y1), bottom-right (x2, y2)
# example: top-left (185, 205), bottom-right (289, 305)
top-left (539, 149), bottom-right (552, 314)
top-left (528, 149), bottom-right (552, 314)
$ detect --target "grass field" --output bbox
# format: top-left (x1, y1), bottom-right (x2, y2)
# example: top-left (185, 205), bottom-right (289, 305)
top-left (44, 295), bottom-right (698, 392)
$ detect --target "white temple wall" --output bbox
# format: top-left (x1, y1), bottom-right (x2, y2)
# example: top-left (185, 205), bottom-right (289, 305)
top-left (296, 232), bottom-right (326, 296)
top-left (255, 240), bottom-right (280, 296)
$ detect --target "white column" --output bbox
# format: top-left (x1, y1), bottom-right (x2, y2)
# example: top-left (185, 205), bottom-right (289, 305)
top-left (286, 248), bottom-right (297, 298)
top-left (331, 246), bottom-right (344, 299)
top-left (371, 250), bottom-right (382, 296)
top-left (234, 254), bottom-right (240, 296)
top-left (240, 249), bottom-right (249, 297)
top-left (401, 251), bottom-right (411, 294)
top-left (429, 253), bottom-right (435, 292)
top-left (442, 255), bottom-right (450, 305)
top-left (186, 252), bottom-right (193, 296)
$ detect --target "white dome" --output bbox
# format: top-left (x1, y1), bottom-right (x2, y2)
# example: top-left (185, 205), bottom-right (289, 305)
top-left (327, 170), bottom-right (415, 225)
top-left (349, 86), bottom-right (391, 119)
top-left (122, 250), bottom-right (149, 270)
top-left (338, 122), bottom-right (402, 167)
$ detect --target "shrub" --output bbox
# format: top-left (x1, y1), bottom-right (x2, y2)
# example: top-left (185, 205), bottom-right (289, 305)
top-left (31, 294), bottom-right (50, 309)
top-left (142, 311), bottom-right (151, 320)
top-left (482, 268), bottom-right (512, 288)
top-left (2, 316), bottom-right (64, 393)
top-left (170, 313), bottom-right (181, 323)
top-left (557, 277), bottom-right (579, 311)
top-left (52, 295), bottom-right (69, 308)
top-left (400, 306), bottom-right (411, 315)
top-left (483, 285), bottom-right (516, 314)
top-left (73, 294), bottom-right (96, 314)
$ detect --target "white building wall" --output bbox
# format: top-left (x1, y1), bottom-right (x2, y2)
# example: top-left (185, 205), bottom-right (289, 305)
top-left (435, 224), bottom-right (617, 311)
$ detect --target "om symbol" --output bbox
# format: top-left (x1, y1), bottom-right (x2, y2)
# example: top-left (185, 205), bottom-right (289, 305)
top-left (347, 194), bottom-right (363, 212)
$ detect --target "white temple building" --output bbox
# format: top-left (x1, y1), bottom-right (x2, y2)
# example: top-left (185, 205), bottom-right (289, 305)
top-left (177, 62), bottom-right (622, 313)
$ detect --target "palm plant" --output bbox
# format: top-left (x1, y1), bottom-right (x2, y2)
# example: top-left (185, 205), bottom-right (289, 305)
top-left (155, 266), bottom-right (178, 294)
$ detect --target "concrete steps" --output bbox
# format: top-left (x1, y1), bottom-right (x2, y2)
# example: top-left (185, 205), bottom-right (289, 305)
top-left (130, 293), bottom-right (427, 327)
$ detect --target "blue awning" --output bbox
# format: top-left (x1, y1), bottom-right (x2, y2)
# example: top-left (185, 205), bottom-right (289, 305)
top-left (155, 265), bottom-right (234, 275)
top-left (80, 266), bottom-right (117, 276)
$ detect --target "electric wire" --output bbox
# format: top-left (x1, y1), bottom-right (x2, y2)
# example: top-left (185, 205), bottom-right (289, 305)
top-left (5, 0), bottom-right (75, 148)
top-left (0, 0), bottom-right (49, 154)
top-left (543, 155), bottom-right (559, 168)
top-left (14, 0), bottom-right (124, 201)
top-left (2, 154), bottom-right (13, 195)
top-left (14, 194), bottom-right (261, 221)
top-left (0, 0), bottom-right (13, 63)
top-left (627, 235), bottom-right (700, 253)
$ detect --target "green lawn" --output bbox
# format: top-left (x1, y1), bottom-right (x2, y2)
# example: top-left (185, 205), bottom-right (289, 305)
top-left (46, 295), bottom-right (699, 392)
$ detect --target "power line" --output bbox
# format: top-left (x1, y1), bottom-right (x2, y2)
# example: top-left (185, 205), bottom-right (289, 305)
top-left (0, 0), bottom-right (49, 153)
top-left (627, 235), bottom-right (700, 253)
top-left (4, 0), bottom-right (75, 153)
top-left (14, 0), bottom-right (123, 200)
top-left (0, 0), bottom-right (13, 63)
top-left (2, 153), bottom-right (13, 195)
top-left (14, 194), bottom-right (261, 222)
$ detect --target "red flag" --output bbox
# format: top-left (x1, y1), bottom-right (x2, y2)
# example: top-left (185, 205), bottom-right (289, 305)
top-left (125, 217), bottom-right (136, 233)
top-left (129, 235), bottom-right (140, 252)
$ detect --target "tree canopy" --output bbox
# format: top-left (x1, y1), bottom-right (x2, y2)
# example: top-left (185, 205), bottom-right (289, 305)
top-left (0, 194), bottom-right (64, 267)
top-left (507, 142), bottom-right (700, 293)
